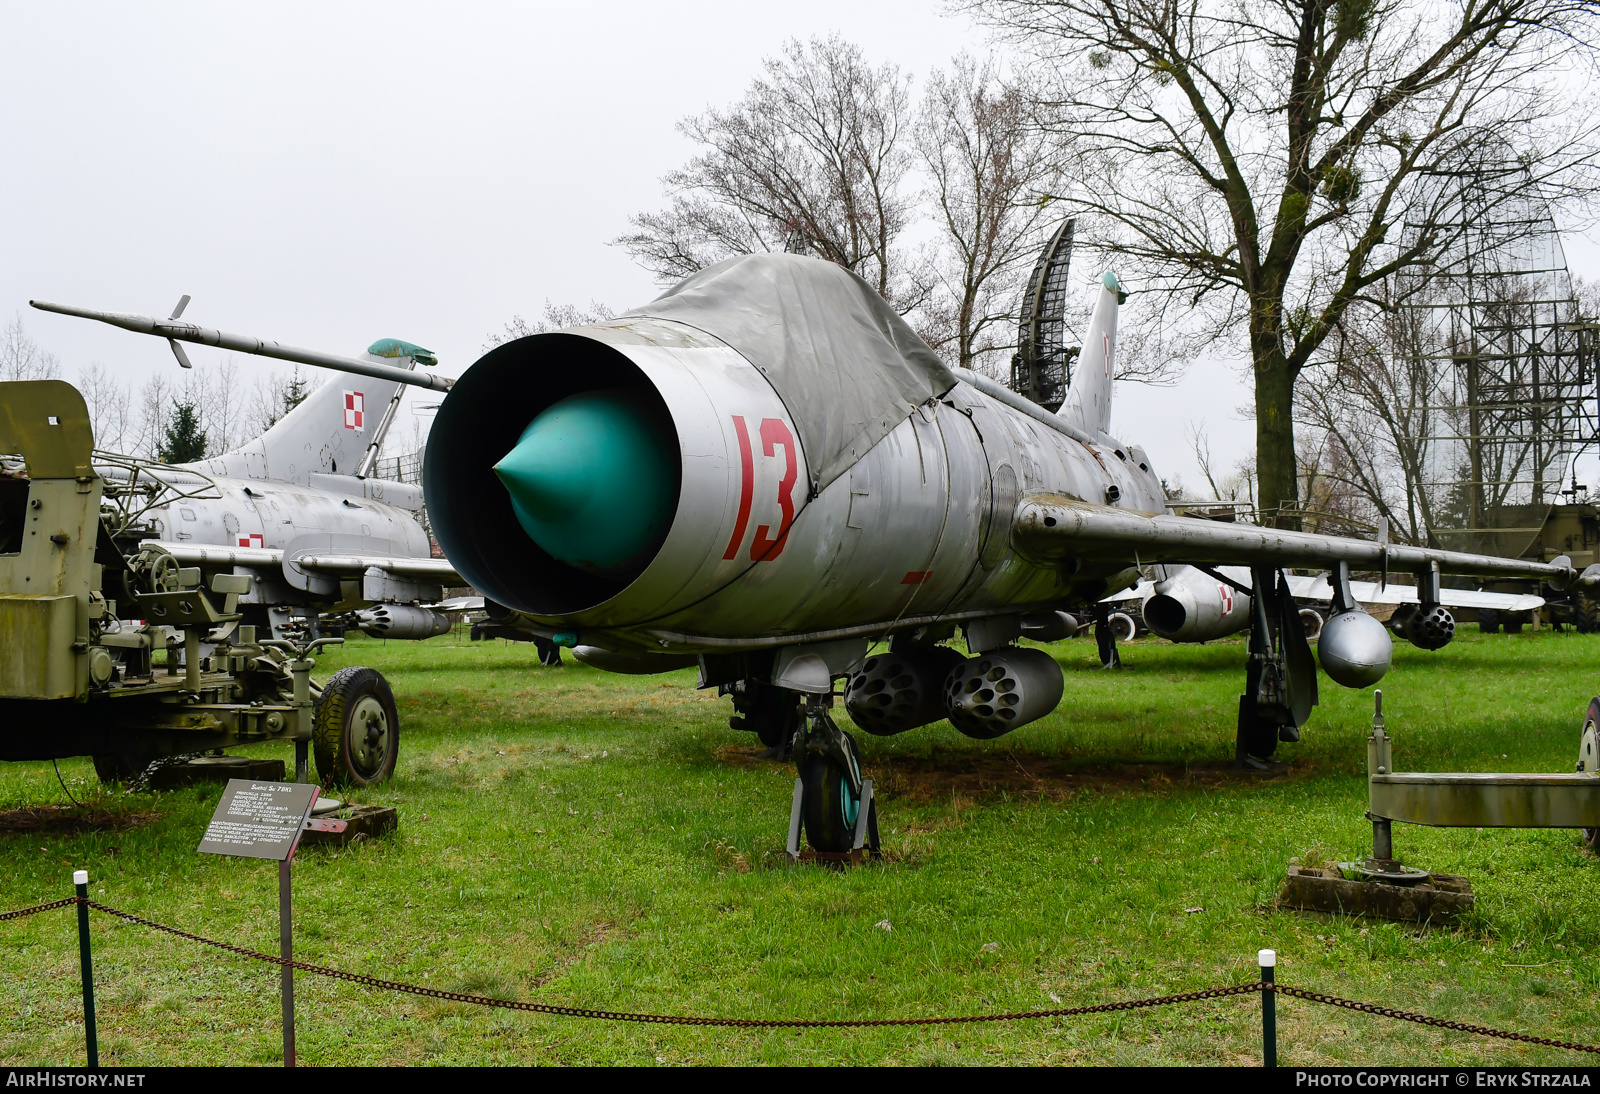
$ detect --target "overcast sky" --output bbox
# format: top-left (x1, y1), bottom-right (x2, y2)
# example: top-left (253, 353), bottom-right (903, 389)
top-left (4, 2), bottom-right (1596, 493)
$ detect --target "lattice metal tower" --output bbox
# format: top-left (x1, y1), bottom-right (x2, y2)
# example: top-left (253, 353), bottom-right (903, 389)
top-left (1012, 219), bottom-right (1080, 412)
top-left (1401, 179), bottom-right (1599, 557)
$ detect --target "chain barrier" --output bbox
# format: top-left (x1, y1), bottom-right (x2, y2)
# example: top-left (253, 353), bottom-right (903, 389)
top-left (1271, 985), bottom-right (1600, 1055)
top-left (5, 896), bottom-right (1600, 1050)
top-left (0, 897), bottom-right (75, 922)
top-left (85, 899), bottom-right (1260, 1027)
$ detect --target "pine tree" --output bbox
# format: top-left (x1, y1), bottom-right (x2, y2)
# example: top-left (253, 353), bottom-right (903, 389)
top-left (282, 368), bottom-right (309, 416)
top-left (263, 367), bottom-right (311, 430)
top-left (158, 400), bottom-right (207, 463)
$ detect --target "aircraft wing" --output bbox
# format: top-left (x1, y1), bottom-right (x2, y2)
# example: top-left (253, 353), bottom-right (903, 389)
top-left (1013, 496), bottom-right (1587, 586)
top-left (1287, 574), bottom-right (1545, 612)
top-left (291, 553), bottom-right (463, 583)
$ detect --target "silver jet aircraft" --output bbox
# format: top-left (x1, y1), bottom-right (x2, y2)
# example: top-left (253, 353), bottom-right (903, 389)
top-left (38, 258), bottom-right (1591, 852)
top-left (31, 299), bottom-right (463, 645)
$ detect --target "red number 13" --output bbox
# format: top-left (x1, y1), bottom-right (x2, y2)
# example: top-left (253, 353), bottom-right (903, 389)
top-left (723, 415), bottom-right (798, 562)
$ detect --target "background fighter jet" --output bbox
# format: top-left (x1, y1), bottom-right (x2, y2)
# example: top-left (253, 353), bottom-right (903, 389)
top-left (30, 299), bottom-right (464, 642)
top-left (41, 257), bottom-right (1589, 853)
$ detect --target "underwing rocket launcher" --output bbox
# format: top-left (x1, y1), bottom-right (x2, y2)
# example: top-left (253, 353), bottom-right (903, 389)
top-left (413, 254), bottom-right (1588, 851)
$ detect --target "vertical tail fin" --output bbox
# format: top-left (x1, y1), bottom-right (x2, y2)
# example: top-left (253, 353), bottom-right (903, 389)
top-left (1057, 272), bottom-right (1125, 438)
top-left (193, 342), bottom-right (428, 484)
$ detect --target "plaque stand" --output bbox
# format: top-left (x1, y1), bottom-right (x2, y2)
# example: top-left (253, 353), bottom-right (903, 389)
top-left (195, 778), bottom-right (345, 1066)
top-left (280, 857), bottom-right (295, 1067)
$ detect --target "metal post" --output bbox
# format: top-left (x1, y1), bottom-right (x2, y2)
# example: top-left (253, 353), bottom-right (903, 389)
top-left (1372, 817), bottom-right (1394, 863)
top-left (184, 626), bottom-right (201, 693)
top-left (1259, 948), bottom-right (1277, 1067)
top-left (73, 870), bottom-right (98, 1068)
top-left (279, 859), bottom-right (295, 1067)
top-left (290, 658), bottom-right (313, 783)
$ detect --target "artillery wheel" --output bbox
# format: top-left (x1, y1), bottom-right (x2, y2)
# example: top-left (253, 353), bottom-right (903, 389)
top-left (314, 666), bottom-right (399, 788)
top-left (91, 750), bottom-right (162, 786)
top-left (1477, 608), bottom-right (1501, 634)
top-left (1581, 698), bottom-right (1600, 852)
top-left (1503, 614), bottom-right (1526, 634)
top-left (800, 730), bottom-right (863, 853)
top-left (1574, 594), bottom-right (1600, 635)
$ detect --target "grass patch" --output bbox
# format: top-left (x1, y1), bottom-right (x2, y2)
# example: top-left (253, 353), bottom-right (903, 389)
top-left (2, 628), bottom-right (1598, 1065)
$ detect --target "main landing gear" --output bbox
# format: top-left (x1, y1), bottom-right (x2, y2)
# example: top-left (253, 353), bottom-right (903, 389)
top-left (1230, 565), bottom-right (1319, 768)
top-left (785, 693), bottom-right (881, 861)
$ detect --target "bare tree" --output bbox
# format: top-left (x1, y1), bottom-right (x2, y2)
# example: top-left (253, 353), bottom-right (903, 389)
top-left (485, 300), bottom-right (616, 349)
top-left (132, 374), bottom-right (173, 459)
top-left (0, 316), bottom-right (61, 381)
top-left (616, 35), bottom-right (921, 307)
top-left (250, 367), bottom-right (318, 434)
top-left (976, 0), bottom-right (1600, 526)
top-left (915, 55), bottom-right (1061, 370)
top-left (77, 363), bottom-right (135, 453)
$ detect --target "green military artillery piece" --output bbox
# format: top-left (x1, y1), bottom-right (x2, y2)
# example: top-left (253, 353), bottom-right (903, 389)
top-left (0, 379), bottom-right (399, 787)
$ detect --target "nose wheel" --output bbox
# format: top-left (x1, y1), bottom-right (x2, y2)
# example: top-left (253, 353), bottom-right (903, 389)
top-left (786, 695), bottom-right (880, 861)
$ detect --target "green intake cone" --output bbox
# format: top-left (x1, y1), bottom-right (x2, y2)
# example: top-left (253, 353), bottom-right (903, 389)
top-left (493, 390), bottom-right (676, 573)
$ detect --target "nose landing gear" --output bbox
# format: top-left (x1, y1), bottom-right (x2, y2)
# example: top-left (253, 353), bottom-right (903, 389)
top-left (786, 694), bottom-right (881, 862)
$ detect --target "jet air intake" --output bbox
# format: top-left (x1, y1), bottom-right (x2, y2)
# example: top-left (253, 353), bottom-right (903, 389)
top-left (424, 331), bottom-right (684, 617)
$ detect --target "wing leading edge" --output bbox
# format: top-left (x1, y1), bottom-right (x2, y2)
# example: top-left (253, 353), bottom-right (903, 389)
top-left (1013, 496), bottom-right (1589, 587)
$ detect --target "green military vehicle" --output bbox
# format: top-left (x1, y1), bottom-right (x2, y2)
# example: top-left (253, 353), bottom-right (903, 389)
top-left (0, 380), bottom-right (399, 786)
top-left (1464, 501), bottom-right (1600, 633)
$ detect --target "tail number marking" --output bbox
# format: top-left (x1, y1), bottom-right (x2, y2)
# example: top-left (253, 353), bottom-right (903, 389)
top-left (723, 415), bottom-right (798, 563)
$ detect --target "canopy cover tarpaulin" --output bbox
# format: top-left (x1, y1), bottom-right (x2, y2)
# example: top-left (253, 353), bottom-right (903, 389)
top-left (623, 253), bottom-right (956, 494)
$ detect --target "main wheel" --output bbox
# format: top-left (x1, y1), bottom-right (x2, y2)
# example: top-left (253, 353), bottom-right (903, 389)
top-left (729, 682), bottom-right (801, 749)
top-left (314, 666), bottom-right (399, 788)
top-left (1108, 612), bottom-right (1137, 643)
top-left (1237, 695), bottom-right (1279, 761)
top-left (1581, 698), bottom-right (1600, 852)
top-left (800, 731), bottom-right (863, 853)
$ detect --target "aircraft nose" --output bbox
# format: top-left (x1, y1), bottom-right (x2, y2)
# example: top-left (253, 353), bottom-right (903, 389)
top-left (493, 390), bottom-right (677, 574)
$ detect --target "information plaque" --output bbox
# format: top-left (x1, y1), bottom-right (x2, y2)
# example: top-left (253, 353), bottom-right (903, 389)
top-left (197, 779), bottom-right (319, 861)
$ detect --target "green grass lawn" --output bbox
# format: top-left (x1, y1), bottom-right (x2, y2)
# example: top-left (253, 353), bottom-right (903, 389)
top-left (3, 627), bottom-right (1598, 1066)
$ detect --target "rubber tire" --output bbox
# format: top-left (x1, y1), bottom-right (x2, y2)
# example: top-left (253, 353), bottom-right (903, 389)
top-left (1582, 698), bottom-right (1600, 852)
top-left (731, 683), bottom-right (801, 749)
top-left (1478, 608), bottom-right (1500, 634)
top-left (800, 731), bottom-right (863, 853)
top-left (92, 751), bottom-right (160, 786)
top-left (314, 666), bottom-right (400, 788)
top-left (1237, 695), bottom-right (1279, 761)
top-left (1504, 616), bottom-right (1525, 635)
top-left (1574, 594), bottom-right (1600, 635)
